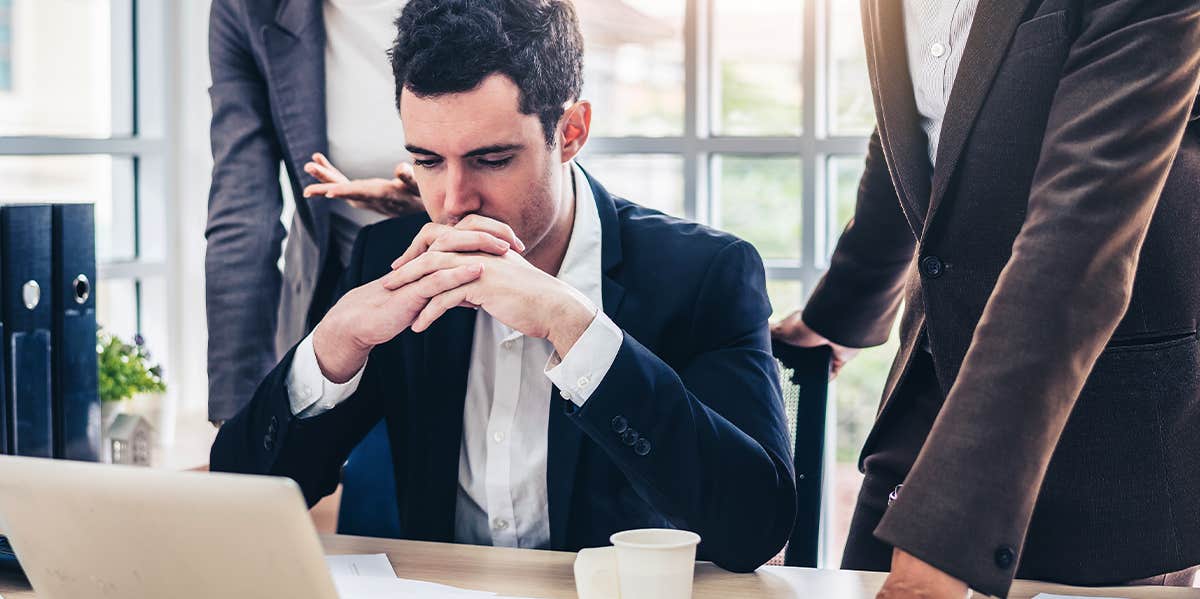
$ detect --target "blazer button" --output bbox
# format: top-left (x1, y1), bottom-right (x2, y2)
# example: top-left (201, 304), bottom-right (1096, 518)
top-left (621, 429), bottom-right (639, 446)
top-left (994, 545), bottom-right (1015, 569)
top-left (263, 434), bottom-right (274, 451)
top-left (611, 416), bottom-right (629, 434)
top-left (920, 256), bottom-right (945, 279)
top-left (633, 438), bottom-right (651, 456)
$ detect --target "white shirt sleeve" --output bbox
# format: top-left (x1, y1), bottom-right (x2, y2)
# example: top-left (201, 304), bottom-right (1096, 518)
top-left (544, 310), bottom-right (624, 407)
top-left (286, 331), bottom-right (367, 418)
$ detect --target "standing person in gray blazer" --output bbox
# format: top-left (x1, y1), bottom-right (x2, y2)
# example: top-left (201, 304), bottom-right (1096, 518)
top-left (206, 0), bottom-right (418, 424)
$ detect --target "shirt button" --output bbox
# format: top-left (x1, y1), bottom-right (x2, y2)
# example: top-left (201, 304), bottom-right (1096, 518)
top-left (502, 340), bottom-right (515, 350)
top-left (492, 431), bottom-right (506, 443)
top-left (994, 545), bottom-right (1016, 569)
top-left (299, 385), bottom-right (312, 400)
top-left (492, 518), bottom-right (509, 531)
top-left (560, 390), bottom-right (573, 401)
top-left (578, 376), bottom-right (590, 388)
top-left (930, 42), bottom-right (947, 58)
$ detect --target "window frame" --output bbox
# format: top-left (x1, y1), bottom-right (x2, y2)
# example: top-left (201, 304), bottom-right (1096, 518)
top-left (581, 0), bottom-right (872, 565)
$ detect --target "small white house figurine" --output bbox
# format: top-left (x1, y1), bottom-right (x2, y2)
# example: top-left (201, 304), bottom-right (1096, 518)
top-left (107, 413), bottom-right (154, 466)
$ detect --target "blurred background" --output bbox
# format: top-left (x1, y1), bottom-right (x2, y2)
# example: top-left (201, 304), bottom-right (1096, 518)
top-left (5, 0), bottom-right (897, 566)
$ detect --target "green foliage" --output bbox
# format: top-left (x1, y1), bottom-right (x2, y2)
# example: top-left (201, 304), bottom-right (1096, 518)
top-left (718, 61), bottom-right (801, 136)
top-left (97, 330), bottom-right (165, 403)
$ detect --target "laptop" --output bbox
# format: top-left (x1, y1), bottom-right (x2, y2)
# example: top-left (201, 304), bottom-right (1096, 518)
top-left (0, 455), bottom-right (340, 599)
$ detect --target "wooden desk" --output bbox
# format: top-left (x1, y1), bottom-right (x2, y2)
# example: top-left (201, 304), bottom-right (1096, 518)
top-left (0, 534), bottom-right (1194, 598)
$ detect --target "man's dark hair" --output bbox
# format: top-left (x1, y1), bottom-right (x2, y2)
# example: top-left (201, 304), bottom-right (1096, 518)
top-left (389, 0), bottom-right (585, 147)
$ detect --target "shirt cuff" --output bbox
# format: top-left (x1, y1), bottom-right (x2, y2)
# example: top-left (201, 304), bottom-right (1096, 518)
top-left (544, 311), bottom-right (623, 406)
top-left (286, 331), bottom-right (367, 418)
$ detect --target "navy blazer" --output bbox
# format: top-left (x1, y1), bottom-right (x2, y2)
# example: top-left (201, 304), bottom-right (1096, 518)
top-left (210, 173), bottom-right (797, 572)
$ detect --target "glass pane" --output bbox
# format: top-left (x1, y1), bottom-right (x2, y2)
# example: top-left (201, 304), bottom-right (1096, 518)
top-left (828, 0), bottom-right (874, 136)
top-left (0, 155), bottom-right (136, 262)
top-left (766, 279), bottom-right (803, 321)
top-left (0, 0), bottom-right (120, 136)
top-left (96, 277), bottom-right (137, 342)
top-left (713, 0), bottom-right (802, 136)
top-left (578, 153), bottom-right (684, 216)
top-left (577, 0), bottom-right (684, 137)
top-left (827, 156), bottom-right (866, 259)
top-left (714, 155), bottom-right (801, 261)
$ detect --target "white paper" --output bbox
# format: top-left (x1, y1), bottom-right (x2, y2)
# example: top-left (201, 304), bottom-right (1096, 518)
top-left (325, 553), bottom-right (541, 599)
top-left (1033, 594), bottom-right (1130, 599)
top-left (325, 553), bottom-right (398, 578)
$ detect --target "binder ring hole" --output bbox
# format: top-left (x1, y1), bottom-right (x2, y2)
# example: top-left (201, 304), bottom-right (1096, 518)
top-left (22, 280), bottom-right (40, 311)
top-left (73, 274), bottom-right (91, 305)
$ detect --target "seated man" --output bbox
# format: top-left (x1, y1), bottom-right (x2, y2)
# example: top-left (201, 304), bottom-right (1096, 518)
top-left (210, 0), bottom-right (795, 572)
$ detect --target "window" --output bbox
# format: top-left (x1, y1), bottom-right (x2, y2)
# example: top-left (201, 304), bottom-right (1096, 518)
top-left (577, 0), bottom-right (891, 564)
top-left (0, 1), bottom-right (174, 424)
top-left (0, 0), bottom-right (12, 92)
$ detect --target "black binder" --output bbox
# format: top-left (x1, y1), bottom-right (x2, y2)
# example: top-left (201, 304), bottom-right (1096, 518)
top-left (1, 205), bottom-right (54, 457)
top-left (52, 204), bottom-right (100, 461)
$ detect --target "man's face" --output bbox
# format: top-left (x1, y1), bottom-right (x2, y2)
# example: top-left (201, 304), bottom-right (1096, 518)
top-left (400, 74), bottom-right (567, 256)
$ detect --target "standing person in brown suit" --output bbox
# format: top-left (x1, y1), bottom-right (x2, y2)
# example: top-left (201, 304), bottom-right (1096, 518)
top-left (773, 0), bottom-right (1200, 597)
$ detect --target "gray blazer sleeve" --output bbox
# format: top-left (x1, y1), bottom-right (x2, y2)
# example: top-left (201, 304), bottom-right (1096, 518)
top-left (205, 0), bottom-right (289, 421)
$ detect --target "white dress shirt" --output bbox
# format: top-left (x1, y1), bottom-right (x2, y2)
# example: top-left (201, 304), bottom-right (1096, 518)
top-left (323, 0), bottom-right (410, 265)
top-left (902, 0), bottom-right (980, 166)
top-left (286, 162), bottom-right (624, 549)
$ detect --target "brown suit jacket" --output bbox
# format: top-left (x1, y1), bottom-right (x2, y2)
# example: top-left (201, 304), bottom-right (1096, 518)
top-left (802, 0), bottom-right (1200, 595)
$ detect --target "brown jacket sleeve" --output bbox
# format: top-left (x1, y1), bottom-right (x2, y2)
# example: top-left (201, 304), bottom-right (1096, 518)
top-left (802, 128), bottom-right (918, 348)
top-left (875, 2), bottom-right (1200, 596)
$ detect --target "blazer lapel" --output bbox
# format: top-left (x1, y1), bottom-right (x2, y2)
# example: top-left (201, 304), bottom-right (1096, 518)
top-left (409, 307), bottom-right (476, 542)
top-left (260, 0), bottom-right (330, 253)
top-left (547, 171), bottom-right (625, 549)
top-left (864, 0), bottom-right (932, 232)
top-left (925, 0), bottom-right (1035, 229)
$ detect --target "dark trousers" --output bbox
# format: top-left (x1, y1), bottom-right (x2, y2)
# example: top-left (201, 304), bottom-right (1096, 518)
top-left (841, 348), bottom-right (943, 572)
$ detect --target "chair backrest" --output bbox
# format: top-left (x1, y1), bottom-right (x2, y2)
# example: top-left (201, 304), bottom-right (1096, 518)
top-left (338, 421), bottom-right (402, 538)
top-left (771, 341), bottom-right (832, 568)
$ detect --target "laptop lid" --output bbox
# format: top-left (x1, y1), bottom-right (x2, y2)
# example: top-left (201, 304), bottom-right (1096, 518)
top-left (0, 456), bottom-right (339, 599)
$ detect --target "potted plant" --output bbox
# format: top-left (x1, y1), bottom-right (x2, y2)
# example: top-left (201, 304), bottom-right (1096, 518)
top-left (98, 329), bottom-right (166, 435)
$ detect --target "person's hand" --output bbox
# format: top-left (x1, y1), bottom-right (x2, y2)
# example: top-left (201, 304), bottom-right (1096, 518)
top-left (389, 215), bottom-right (527, 271)
top-left (876, 549), bottom-right (971, 599)
top-left (312, 216), bottom-right (528, 381)
top-left (302, 152), bottom-right (423, 218)
top-left (770, 310), bottom-right (860, 379)
top-left (312, 261), bottom-right (485, 383)
top-left (383, 248), bottom-right (597, 357)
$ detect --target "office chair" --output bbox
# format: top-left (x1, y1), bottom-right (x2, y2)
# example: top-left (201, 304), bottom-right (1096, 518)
top-left (337, 422), bottom-right (402, 538)
top-left (337, 343), bottom-right (835, 569)
top-left (771, 341), bottom-right (832, 568)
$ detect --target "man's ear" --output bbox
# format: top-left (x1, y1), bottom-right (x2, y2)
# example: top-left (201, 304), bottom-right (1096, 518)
top-left (558, 100), bottom-right (592, 163)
